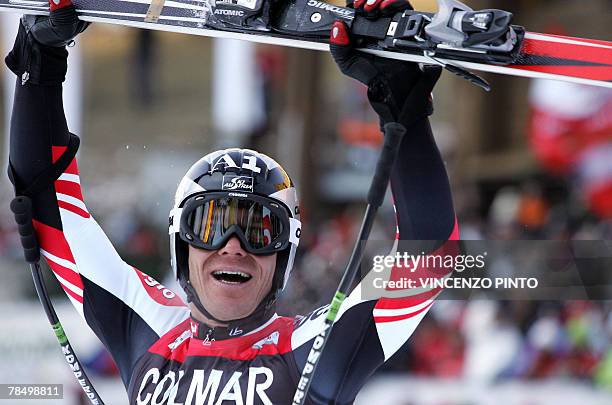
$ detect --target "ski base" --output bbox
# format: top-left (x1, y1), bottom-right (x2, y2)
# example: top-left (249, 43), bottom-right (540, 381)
top-left (0, 0), bottom-right (610, 89)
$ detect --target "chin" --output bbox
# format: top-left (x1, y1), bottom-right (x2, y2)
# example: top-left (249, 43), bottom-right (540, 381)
top-left (214, 307), bottom-right (254, 321)
top-left (207, 296), bottom-right (257, 317)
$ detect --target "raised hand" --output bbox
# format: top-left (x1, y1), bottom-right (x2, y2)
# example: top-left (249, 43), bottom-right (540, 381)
top-left (5, 0), bottom-right (89, 85)
top-left (330, 0), bottom-right (441, 128)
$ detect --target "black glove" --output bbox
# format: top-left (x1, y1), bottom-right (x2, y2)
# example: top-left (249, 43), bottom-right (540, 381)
top-left (5, 0), bottom-right (89, 86)
top-left (329, 0), bottom-right (441, 129)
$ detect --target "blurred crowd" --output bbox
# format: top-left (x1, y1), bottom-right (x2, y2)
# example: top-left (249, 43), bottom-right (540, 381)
top-left (278, 171), bottom-right (612, 387)
top-left (409, 299), bottom-right (612, 387)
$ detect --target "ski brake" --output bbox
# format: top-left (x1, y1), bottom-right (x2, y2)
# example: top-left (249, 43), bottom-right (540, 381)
top-left (383, 0), bottom-right (522, 90)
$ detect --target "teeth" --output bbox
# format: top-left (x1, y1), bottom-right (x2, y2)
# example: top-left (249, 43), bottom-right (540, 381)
top-left (213, 271), bottom-right (251, 278)
top-left (212, 270), bottom-right (253, 285)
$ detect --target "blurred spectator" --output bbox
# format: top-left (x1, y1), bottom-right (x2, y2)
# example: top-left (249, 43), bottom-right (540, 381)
top-left (517, 181), bottom-right (550, 237)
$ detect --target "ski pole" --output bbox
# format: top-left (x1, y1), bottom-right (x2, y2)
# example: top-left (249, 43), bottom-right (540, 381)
top-left (10, 196), bottom-right (105, 405)
top-left (292, 122), bottom-right (406, 405)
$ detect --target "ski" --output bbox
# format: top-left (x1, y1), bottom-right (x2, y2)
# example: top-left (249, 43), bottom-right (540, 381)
top-left (1, 0), bottom-right (610, 89)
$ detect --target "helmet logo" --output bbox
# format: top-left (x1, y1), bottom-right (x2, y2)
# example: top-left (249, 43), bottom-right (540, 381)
top-left (222, 175), bottom-right (254, 192)
top-left (210, 154), bottom-right (262, 174)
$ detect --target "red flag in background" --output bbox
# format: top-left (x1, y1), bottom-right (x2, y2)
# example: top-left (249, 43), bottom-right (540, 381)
top-left (528, 80), bottom-right (612, 218)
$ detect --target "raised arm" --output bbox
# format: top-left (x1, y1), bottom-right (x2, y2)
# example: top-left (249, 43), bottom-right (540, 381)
top-left (291, 2), bottom-right (459, 402)
top-left (6, 3), bottom-right (189, 386)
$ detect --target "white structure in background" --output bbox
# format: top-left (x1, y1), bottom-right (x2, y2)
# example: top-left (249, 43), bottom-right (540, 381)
top-left (212, 38), bottom-right (264, 147)
top-left (0, 302), bottom-right (128, 404)
top-left (2, 13), bottom-right (83, 166)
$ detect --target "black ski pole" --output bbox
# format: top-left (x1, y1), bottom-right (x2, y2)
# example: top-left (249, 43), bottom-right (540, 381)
top-left (292, 122), bottom-right (406, 405)
top-left (10, 196), bottom-right (105, 405)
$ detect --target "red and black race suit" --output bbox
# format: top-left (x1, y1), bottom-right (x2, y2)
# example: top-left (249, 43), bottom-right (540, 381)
top-left (9, 79), bottom-right (458, 404)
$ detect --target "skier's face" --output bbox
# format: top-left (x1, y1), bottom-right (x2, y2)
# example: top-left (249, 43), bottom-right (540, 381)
top-left (187, 237), bottom-right (276, 323)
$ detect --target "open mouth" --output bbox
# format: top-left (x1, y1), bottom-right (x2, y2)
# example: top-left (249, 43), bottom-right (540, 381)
top-left (212, 270), bottom-right (253, 284)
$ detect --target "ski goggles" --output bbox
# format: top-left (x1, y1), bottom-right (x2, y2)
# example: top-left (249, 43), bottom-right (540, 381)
top-left (175, 192), bottom-right (300, 255)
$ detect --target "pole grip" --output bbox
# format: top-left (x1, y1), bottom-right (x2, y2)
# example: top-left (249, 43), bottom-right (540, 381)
top-left (10, 196), bottom-right (40, 263)
top-left (367, 122), bottom-right (406, 208)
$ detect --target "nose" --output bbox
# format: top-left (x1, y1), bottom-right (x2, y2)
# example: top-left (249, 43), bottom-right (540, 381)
top-left (218, 236), bottom-right (247, 257)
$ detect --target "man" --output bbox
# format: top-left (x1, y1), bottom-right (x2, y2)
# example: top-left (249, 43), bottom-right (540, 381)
top-left (7, 0), bottom-right (458, 403)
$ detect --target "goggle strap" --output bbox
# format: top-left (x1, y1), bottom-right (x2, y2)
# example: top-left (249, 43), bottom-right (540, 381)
top-left (289, 218), bottom-right (301, 246)
top-left (169, 207), bottom-right (183, 234)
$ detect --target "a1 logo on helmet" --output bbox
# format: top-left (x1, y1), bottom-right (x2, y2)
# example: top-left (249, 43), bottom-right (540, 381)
top-left (210, 153), bottom-right (262, 174)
